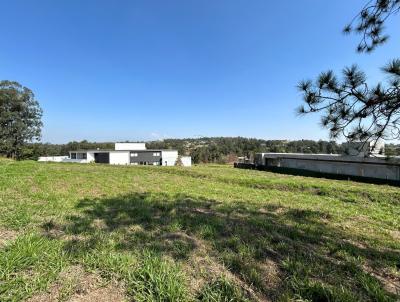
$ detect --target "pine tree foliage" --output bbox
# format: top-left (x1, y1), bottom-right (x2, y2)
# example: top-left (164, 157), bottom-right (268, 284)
top-left (298, 59), bottom-right (400, 145)
top-left (343, 0), bottom-right (400, 53)
top-left (300, 0), bottom-right (400, 148)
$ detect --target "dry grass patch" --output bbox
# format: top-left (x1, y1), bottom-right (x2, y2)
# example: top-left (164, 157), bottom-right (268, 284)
top-left (0, 228), bottom-right (18, 247)
top-left (27, 265), bottom-right (127, 302)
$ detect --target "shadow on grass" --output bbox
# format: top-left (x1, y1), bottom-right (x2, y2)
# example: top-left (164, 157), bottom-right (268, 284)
top-left (50, 192), bottom-right (399, 301)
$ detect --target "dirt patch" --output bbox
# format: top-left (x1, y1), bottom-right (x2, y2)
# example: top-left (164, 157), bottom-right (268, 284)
top-left (175, 232), bottom-right (273, 302)
top-left (92, 218), bottom-right (107, 230)
top-left (69, 282), bottom-right (126, 302)
top-left (41, 220), bottom-right (88, 243)
top-left (27, 265), bottom-right (127, 302)
top-left (363, 264), bottom-right (400, 297)
top-left (390, 230), bottom-right (400, 241)
top-left (162, 231), bottom-right (200, 248)
top-left (0, 228), bottom-right (18, 247)
top-left (259, 258), bottom-right (281, 289)
top-left (41, 220), bottom-right (65, 239)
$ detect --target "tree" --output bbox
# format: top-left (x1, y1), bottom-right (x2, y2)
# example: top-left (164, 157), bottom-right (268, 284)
top-left (298, 60), bottom-right (400, 146)
top-left (175, 156), bottom-right (183, 166)
top-left (299, 0), bottom-right (400, 150)
top-left (0, 81), bottom-right (43, 159)
top-left (343, 0), bottom-right (400, 53)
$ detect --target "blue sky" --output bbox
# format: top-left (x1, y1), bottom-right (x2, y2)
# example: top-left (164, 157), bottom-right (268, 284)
top-left (1, 0), bottom-right (400, 143)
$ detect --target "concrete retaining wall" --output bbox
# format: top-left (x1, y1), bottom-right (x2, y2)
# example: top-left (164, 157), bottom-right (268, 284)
top-left (254, 153), bottom-right (400, 182)
top-left (278, 157), bottom-right (400, 181)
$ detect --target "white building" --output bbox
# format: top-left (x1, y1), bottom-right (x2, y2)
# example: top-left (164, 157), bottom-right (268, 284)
top-left (38, 143), bottom-right (191, 166)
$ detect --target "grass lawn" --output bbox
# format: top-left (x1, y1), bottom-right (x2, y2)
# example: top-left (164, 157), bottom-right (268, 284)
top-left (0, 159), bottom-right (399, 301)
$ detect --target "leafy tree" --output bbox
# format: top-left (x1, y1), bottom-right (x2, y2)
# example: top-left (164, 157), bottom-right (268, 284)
top-left (0, 81), bottom-right (42, 159)
top-left (299, 0), bottom-right (400, 150)
top-left (175, 156), bottom-right (183, 166)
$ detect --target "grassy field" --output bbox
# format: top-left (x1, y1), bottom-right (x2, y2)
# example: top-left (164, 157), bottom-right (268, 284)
top-left (0, 159), bottom-right (399, 301)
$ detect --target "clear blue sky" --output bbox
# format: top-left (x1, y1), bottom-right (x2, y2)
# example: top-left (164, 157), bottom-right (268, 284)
top-left (1, 0), bottom-right (400, 143)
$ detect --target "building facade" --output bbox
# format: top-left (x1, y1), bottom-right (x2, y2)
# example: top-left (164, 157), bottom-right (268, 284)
top-left (39, 143), bottom-right (191, 166)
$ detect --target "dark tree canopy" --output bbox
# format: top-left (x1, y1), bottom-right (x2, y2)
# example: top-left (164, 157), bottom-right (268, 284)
top-left (344, 0), bottom-right (400, 53)
top-left (0, 81), bottom-right (43, 159)
top-left (298, 59), bottom-right (400, 145)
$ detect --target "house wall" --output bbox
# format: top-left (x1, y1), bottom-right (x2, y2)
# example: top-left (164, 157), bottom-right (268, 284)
top-left (63, 159), bottom-right (88, 163)
top-left (39, 156), bottom-right (87, 163)
top-left (161, 150), bottom-right (179, 166)
top-left (38, 156), bottom-right (69, 162)
top-left (130, 151), bottom-right (161, 164)
top-left (109, 151), bottom-right (130, 165)
top-left (181, 156), bottom-right (192, 167)
top-left (69, 152), bottom-right (90, 163)
top-left (87, 152), bottom-right (95, 163)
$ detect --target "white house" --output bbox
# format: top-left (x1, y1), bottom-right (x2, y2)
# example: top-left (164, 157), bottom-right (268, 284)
top-left (38, 143), bottom-right (191, 166)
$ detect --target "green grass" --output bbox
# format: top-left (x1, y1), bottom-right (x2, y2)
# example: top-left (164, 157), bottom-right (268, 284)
top-left (0, 160), bottom-right (399, 301)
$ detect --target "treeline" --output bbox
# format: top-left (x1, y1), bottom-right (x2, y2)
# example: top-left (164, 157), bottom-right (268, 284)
top-left (16, 137), bottom-right (400, 164)
top-left (147, 137), bottom-right (345, 163)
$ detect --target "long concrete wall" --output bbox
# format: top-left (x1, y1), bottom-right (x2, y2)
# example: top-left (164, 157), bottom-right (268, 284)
top-left (255, 153), bottom-right (400, 182)
top-left (279, 158), bottom-right (400, 181)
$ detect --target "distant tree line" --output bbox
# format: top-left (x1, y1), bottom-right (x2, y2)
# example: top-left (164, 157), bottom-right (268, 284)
top-left (11, 137), bottom-right (400, 164)
top-left (147, 137), bottom-right (346, 163)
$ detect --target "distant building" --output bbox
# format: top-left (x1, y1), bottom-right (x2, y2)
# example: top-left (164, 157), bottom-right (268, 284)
top-left (38, 143), bottom-right (191, 166)
top-left (342, 140), bottom-right (385, 157)
top-left (237, 156), bottom-right (251, 164)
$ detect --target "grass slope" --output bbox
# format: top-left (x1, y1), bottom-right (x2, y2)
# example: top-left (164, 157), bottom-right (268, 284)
top-left (0, 160), bottom-right (399, 301)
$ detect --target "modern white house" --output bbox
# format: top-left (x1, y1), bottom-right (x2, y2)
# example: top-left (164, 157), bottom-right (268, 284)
top-left (38, 143), bottom-right (191, 166)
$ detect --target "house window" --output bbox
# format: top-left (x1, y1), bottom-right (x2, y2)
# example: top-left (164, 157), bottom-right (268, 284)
top-left (71, 153), bottom-right (76, 159)
top-left (153, 152), bottom-right (160, 156)
top-left (130, 153), bottom-right (138, 157)
top-left (76, 153), bottom-right (87, 160)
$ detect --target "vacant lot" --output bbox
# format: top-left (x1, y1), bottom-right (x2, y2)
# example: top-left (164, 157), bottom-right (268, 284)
top-left (0, 159), bottom-right (399, 301)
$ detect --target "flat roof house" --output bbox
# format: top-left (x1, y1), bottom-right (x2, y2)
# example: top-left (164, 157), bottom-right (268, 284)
top-left (39, 143), bottom-right (191, 166)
